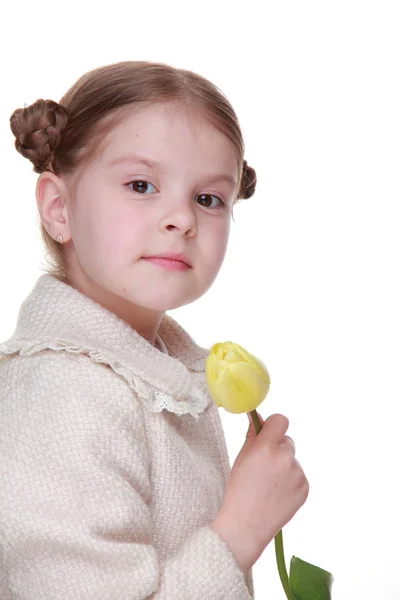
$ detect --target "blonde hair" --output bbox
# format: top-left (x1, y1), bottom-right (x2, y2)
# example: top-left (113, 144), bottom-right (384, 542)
top-left (10, 61), bottom-right (257, 283)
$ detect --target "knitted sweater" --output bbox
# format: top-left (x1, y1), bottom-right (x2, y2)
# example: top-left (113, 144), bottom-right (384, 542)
top-left (0, 274), bottom-right (255, 599)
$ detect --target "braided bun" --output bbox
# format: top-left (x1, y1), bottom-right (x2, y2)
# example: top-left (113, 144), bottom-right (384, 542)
top-left (239, 159), bottom-right (257, 199)
top-left (10, 99), bottom-right (68, 173)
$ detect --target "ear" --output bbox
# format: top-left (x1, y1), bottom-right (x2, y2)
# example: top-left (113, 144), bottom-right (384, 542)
top-left (36, 171), bottom-right (71, 243)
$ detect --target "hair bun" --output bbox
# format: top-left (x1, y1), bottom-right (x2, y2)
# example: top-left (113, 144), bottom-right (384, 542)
top-left (10, 99), bottom-right (68, 173)
top-left (239, 159), bottom-right (257, 199)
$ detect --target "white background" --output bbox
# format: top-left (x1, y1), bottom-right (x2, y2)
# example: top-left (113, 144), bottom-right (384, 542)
top-left (1, 1), bottom-right (399, 598)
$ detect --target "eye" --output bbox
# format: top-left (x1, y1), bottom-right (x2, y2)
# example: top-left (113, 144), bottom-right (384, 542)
top-left (127, 180), bottom-right (157, 194)
top-left (196, 194), bottom-right (224, 209)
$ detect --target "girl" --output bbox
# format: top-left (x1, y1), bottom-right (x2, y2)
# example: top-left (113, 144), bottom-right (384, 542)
top-left (0, 61), bottom-right (309, 599)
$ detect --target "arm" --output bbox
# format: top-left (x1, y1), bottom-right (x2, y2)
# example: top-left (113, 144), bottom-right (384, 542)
top-left (0, 353), bottom-right (253, 600)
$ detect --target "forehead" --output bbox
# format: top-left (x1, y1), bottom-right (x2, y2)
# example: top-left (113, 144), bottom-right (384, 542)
top-left (98, 101), bottom-right (239, 175)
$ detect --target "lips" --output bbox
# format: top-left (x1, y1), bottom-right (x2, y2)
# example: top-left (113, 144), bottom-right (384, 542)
top-left (142, 252), bottom-right (192, 267)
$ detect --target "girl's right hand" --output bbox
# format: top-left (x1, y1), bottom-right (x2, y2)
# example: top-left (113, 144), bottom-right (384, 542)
top-left (211, 413), bottom-right (309, 573)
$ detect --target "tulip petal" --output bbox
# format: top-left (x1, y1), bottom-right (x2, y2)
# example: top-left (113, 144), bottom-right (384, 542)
top-left (228, 361), bottom-right (270, 412)
top-left (213, 369), bottom-right (245, 413)
top-left (230, 344), bottom-right (270, 383)
top-left (206, 367), bottom-right (243, 413)
top-left (223, 350), bottom-right (243, 363)
top-left (211, 342), bottom-right (233, 361)
top-left (205, 353), bottom-right (219, 382)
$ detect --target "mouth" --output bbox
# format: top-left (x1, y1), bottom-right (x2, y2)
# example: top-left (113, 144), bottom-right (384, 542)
top-left (141, 254), bottom-right (192, 271)
top-left (142, 253), bottom-right (192, 268)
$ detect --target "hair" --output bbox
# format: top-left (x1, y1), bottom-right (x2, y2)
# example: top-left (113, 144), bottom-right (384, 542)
top-left (10, 61), bottom-right (257, 283)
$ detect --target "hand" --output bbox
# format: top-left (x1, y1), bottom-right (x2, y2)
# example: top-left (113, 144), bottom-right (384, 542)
top-left (211, 413), bottom-right (309, 573)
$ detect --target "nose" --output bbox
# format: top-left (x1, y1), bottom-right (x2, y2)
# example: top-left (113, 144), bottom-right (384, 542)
top-left (158, 199), bottom-right (197, 237)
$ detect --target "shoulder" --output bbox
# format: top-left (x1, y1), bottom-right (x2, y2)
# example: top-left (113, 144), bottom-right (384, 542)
top-left (0, 350), bottom-right (145, 441)
top-left (1, 348), bottom-right (129, 395)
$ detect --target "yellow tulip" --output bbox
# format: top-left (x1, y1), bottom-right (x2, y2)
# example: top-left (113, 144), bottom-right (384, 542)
top-left (205, 341), bottom-right (270, 414)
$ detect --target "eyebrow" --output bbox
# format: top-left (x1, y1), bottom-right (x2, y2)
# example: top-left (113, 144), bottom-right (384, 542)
top-left (107, 154), bottom-right (238, 187)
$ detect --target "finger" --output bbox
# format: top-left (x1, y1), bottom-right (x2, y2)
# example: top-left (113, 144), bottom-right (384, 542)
top-left (280, 435), bottom-right (296, 455)
top-left (259, 413), bottom-right (289, 445)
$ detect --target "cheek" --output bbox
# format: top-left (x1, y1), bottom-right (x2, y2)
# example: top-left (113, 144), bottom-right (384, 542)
top-left (203, 219), bottom-right (231, 266)
top-left (71, 210), bottom-right (127, 265)
top-left (218, 216), bottom-right (231, 249)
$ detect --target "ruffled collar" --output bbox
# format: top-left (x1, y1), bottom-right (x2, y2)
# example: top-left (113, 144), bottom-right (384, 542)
top-left (0, 274), bottom-right (212, 419)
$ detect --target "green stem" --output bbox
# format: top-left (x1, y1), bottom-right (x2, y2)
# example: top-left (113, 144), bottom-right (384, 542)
top-left (250, 409), bottom-right (263, 434)
top-left (274, 529), bottom-right (296, 600)
top-left (249, 410), bottom-right (296, 600)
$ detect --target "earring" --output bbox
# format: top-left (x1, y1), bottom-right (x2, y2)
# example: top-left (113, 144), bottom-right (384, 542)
top-left (56, 234), bottom-right (64, 244)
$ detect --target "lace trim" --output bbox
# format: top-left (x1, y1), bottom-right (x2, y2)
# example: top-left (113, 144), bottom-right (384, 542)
top-left (0, 339), bottom-right (209, 419)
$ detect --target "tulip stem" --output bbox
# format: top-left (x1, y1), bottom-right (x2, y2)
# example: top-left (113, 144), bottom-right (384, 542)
top-left (274, 530), bottom-right (296, 600)
top-left (249, 410), bottom-right (296, 600)
top-left (250, 409), bottom-right (263, 434)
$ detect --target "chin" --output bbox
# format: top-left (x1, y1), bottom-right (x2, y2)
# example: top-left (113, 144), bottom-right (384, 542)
top-left (143, 292), bottom-right (200, 312)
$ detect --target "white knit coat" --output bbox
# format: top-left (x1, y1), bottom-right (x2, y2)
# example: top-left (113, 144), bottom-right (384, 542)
top-left (0, 274), bottom-right (255, 599)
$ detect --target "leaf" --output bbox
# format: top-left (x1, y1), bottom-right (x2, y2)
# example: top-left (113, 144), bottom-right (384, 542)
top-left (289, 556), bottom-right (334, 600)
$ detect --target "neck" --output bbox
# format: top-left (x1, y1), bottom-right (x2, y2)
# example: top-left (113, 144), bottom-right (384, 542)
top-left (65, 271), bottom-right (164, 346)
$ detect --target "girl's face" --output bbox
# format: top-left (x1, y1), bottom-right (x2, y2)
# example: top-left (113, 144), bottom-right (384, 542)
top-left (62, 101), bottom-right (239, 329)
